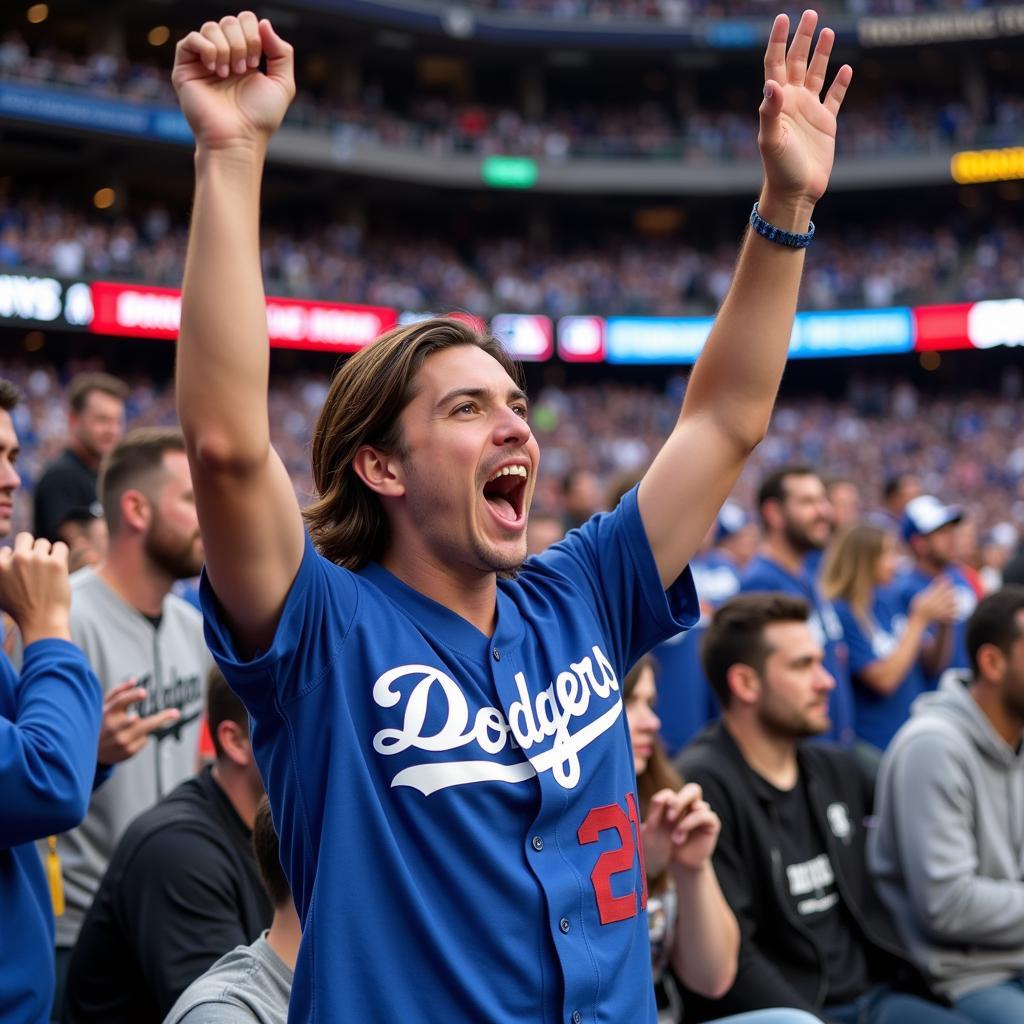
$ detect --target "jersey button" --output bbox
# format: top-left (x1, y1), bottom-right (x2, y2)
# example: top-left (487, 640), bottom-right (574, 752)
top-left (532, 835), bottom-right (544, 852)
top-left (492, 647), bottom-right (501, 661)
top-left (571, 1012), bottom-right (582, 1024)
top-left (559, 917), bottom-right (571, 934)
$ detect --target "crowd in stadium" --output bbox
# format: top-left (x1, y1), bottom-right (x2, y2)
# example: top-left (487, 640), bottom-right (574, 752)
top-left (2, 31), bottom-right (1020, 161)
top-left (4, 192), bottom-right (1024, 316)
top-left (2, 364), bottom-right (1024, 1024)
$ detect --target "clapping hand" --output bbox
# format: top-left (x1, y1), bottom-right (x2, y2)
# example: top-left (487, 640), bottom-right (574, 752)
top-left (642, 782), bottom-right (722, 877)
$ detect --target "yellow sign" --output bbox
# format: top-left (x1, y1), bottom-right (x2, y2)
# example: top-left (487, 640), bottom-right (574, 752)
top-left (951, 147), bottom-right (1024, 185)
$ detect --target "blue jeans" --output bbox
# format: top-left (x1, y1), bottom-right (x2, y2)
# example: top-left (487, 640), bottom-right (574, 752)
top-left (825, 983), bottom-right (973, 1024)
top-left (955, 976), bottom-right (1024, 1024)
top-left (715, 1013), bottom-right (819, 1023)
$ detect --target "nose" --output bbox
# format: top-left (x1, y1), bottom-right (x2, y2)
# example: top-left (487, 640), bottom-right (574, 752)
top-left (494, 405), bottom-right (532, 448)
top-left (816, 664), bottom-right (836, 692)
top-left (0, 459), bottom-right (20, 492)
top-left (642, 705), bottom-right (661, 732)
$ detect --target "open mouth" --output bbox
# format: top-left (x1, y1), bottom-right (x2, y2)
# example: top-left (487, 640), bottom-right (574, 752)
top-left (482, 464), bottom-right (528, 526)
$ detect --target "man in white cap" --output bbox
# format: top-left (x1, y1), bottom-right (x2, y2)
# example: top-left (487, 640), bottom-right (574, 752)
top-left (891, 495), bottom-right (976, 682)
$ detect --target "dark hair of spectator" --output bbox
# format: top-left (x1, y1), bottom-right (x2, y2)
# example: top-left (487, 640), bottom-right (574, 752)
top-left (701, 593), bottom-right (811, 708)
top-left (98, 427), bottom-right (186, 535)
top-left (305, 316), bottom-right (522, 570)
top-left (0, 379), bottom-right (22, 412)
top-left (966, 586), bottom-right (1024, 679)
top-left (253, 796), bottom-right (291, 908)
top-left (756, 465), bottom-right (819, 518)
top-left (206, 665), bottom-right (248, 761)
top-left (623, 655), bottom-right (682, 895)
top-left (68, 372), bottom-right (128, 413)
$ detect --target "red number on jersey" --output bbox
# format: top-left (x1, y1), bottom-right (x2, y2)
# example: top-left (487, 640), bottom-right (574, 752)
top-left (577, 793), bottom-right (646, 925)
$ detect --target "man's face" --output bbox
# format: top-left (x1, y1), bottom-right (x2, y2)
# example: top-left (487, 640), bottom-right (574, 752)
top-left (392, 345), bottom-right (540, 575)
top-left (754, 621), bottom-right (835, 739)
top-left (828, 481), bottom-right (861, 529)
top-left (143, 451), bottom-right (204, 580)
top-left (71, 390), bottom-right (125, 462)
top-left (0, 410), bottom-right (21, 536)
top-left (566, 470), bottom-right (601, 521)
top-left (1000, 612), bottom-right (1024, 721)
top-left (889, 475), bottom-right (922, 515)
top-left (777, 474), bottom-right (833, 553)
top-left (915, 522), bottom-right (957, 569)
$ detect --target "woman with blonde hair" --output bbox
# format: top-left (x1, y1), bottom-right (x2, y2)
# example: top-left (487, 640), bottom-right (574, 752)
top-left (821, 522), bottom-right (957, 750)
top-left (624, 656), bottom-right (819, 1024)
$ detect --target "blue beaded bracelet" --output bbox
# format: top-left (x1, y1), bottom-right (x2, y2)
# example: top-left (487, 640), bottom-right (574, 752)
top-left (749, 201), bottom-right (815, 249)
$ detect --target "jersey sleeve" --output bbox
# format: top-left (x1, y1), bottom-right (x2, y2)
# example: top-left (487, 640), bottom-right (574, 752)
top-left (532, 485), bottom-right (698, 676)
top-left (0, 640), bottom-right (102, 845)
top-left (833, 601), bottom-right (877, 678)
top-left (199, 533), bottom-right (358, 710)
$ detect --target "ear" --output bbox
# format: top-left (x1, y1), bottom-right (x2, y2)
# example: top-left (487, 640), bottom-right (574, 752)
top-left (351, 445), bottom-right (405, 499)
top-left (977, 643), bottom-right (1006, 685)
top-left (119, 488), bottom-right (151, 534)
top-left (216, 719), bottom-right (251, 768)
top-left (761, 498), bottom-right (782, 532)
top-left (726, 663), bottom-right (761, 708)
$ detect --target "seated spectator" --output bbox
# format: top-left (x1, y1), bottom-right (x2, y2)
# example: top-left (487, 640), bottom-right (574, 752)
top-left (891, 496), bottom-right (979, 683)
top-left (0, 378), bottom-right (102, 1024)
top-left (676, 593), bottom-right (969, 1024)
top-left (869, 587), bottom-right (1024, 1024)
top-left (624, 655), bottom-right (819, 1024)
top-left (741, 466), bottom-right (853, 746)
top-left (63, 668), bottom-right (272, 1024)
top-left (163, 797), bottom-right (296, 1024)
top-left (821, 523), bottom-right (957, 750)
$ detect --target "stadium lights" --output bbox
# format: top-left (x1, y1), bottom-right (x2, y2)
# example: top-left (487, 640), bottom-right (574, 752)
top-left (950, 147), bottom-right (1024, 185)
top-left (481, 156), bottom-right (538, 190)
top-left (147, 26), bottom-right (171, 47)
top-left (93, 188), bottom-right (116, 210)
top-left (25, 3), bottom-right (48, 23)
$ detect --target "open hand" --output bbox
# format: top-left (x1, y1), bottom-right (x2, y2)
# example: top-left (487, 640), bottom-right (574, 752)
top-left (97, 678), bottom-right (182, 766)
top-left (758, 10), bottom-right (853, 211)
top-left (643, 782), bottom-right (722, 877)
top-left (172, 12), bottom-right (295, 151)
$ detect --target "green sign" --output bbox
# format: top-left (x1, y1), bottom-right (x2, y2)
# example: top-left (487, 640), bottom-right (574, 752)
top-left (481, 156), bottom-right (538, 189)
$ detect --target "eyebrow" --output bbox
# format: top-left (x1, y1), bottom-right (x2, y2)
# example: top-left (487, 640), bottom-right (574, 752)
top-left (434, 386), bottom-right (529, 412)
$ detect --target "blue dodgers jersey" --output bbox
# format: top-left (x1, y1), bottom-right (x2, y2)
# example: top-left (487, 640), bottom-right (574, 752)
top-left (201, 486), bottom-right (698, 1024)
top-left (652, 550), bottom-right (739, 755)
top-left (890, 566), bottom-right (977, 682)
top-left (739, 554), bottom-right (854, 746)
top-left (833, 592), bottom-right (928, 751)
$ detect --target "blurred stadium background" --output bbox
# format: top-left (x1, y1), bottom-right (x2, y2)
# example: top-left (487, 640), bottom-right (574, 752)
top-left (0, 0), bottom-right (1022, 552)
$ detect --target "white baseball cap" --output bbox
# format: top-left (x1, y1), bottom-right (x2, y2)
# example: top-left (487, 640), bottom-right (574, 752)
top-left (901, 495), bottom-right (963, 541)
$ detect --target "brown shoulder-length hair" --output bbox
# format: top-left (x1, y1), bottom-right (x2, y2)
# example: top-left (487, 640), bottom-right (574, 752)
top-left (820, 522), bottom-right (888, 628)
top-left (304, 316), bottom-right (522, 569)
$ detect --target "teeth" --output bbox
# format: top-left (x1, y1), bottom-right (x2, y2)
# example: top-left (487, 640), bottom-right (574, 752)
top-left (487, 465), bottom-right (528, 483)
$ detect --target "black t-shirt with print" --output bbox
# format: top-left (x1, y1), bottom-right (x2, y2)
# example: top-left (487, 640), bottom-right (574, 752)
top-left (763, 771), bottom-right (871, 1006)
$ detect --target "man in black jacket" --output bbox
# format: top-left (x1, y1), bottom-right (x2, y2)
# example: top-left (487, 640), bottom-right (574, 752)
top-left (676, 593), bottom-right (970, 1024)
top-left (62, 668), bottom-right (272, 1023)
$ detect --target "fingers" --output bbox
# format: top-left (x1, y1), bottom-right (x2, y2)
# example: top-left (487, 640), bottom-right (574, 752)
top-left (50, 540), bottom-right (69, 569)
top-left (804, 26), bottom-right (834, 95)
top-left (763, 14), bottom-right (789, 84)
top-left (672, 804), bottom-right (720, 844)
top-left (219, 15), bottom-right (250, 77)
top-left (823, 63), bottom-right (853, 118)
top-left (13, 532), bottom-right (33, 556)
top-left (103, 681), bottom-right (147, 714)
top-left (175, 30), bottom-right (218, 75)
top-left (238, 11), bottom-right (262, 69)
top-left (785, 9), bottom-right (819, 88)
top-left (120, 708), bottom-right (181, 748)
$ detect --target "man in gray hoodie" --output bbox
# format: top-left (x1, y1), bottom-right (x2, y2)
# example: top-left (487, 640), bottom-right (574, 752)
top-left (869, 586), bottom-right (1024, 1024)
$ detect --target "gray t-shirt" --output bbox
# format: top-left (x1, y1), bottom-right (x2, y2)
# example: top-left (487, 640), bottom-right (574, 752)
top-left (163, 934), bottom-right (292, 1024)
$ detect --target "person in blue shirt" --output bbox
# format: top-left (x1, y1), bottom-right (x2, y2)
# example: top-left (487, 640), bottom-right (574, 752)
top-left (892, 495), bottom-right (977, 684)
top-left (821, 522), bottom-right (958, 751)
top-left (740, 466), bottom-right (854, 745)
top-left (0, 378), bottom-right (103, 1024)
top-left (653, 504), bottom-right (748, 755)
top-left (171, 11), bottom-right (853, 1022)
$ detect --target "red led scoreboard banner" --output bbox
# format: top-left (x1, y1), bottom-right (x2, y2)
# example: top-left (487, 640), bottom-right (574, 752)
top-left (89, 281), bottom-right (397, 352)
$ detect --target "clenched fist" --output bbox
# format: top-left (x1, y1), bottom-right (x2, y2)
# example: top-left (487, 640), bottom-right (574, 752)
top-left (172, 12), bottom-right (296, 151)
top-left (0, 533), bottom-right (71, 646)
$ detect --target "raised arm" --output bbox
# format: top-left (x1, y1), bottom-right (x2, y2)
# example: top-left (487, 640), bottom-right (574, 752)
top-left (639, 10), bottom-right (852, 588)
top-left (172, 13), bottom-right (305, 652)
